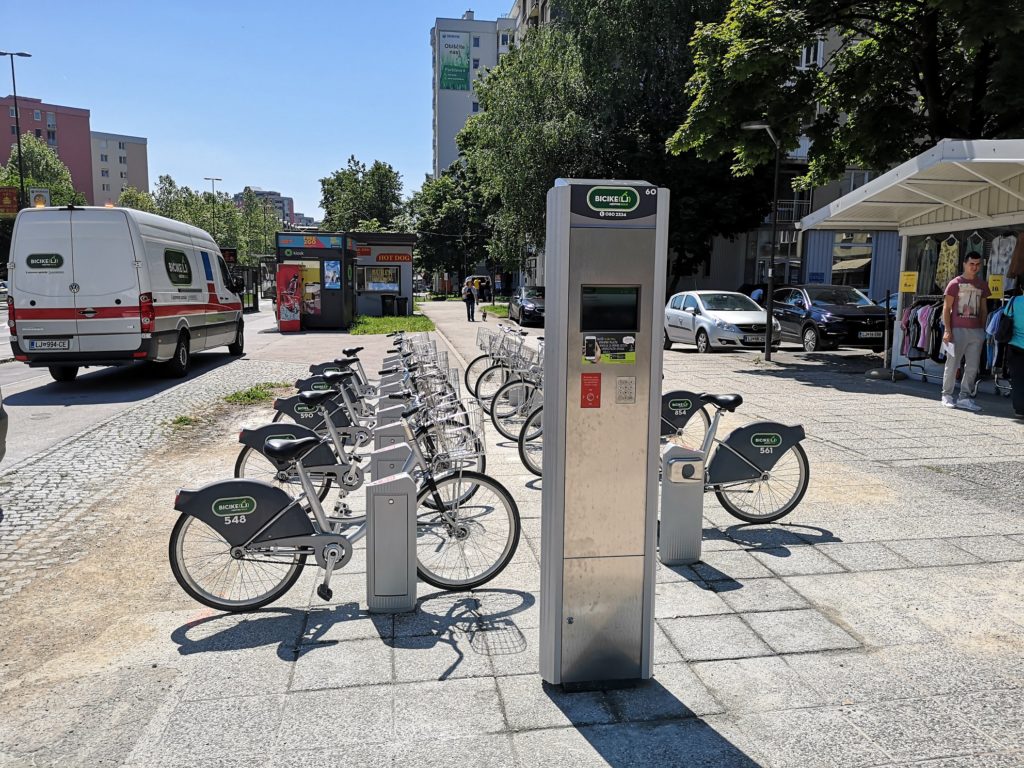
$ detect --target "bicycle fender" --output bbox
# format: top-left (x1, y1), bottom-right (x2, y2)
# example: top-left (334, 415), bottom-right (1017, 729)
top-left (174, 479), bottom-right (314, 547)
top-left (273, 394), bottom-right (352, 431)
top-left (237, 424), bottom-right (336, 471)
top-left (706, 422), bottom-right (806, 485)
top-left (660, 391), bottom-right (710, 436)
top-left (294, 376), bottom-right (334, 392)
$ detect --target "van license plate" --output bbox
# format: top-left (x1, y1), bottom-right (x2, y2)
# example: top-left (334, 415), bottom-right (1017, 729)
top-left (28, 339), bottom-right (71, 351)
top-left (858, 331), bottom-right (883, 339)
top-left (743, 335), bottom-right (765, 344)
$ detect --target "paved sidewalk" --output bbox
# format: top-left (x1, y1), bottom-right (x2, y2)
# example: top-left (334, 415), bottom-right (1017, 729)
top-left (1, 308), bottom-right (1022, 767)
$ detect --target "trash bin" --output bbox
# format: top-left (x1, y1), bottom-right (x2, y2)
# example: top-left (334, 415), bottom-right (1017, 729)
top-left (396, 296), bottom-right (409, 316)
top-left (381, 294), bottom-right (397, 316)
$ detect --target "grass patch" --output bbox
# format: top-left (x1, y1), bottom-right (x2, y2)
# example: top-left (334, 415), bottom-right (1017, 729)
top-left (224, 381), bottom-right (291, 405)
top-left (350, 314), bottom-right (436, 335)
top-left (481, 303), bottom-right (509, 318)
top-left (170, 414), bottom-right (201, 428)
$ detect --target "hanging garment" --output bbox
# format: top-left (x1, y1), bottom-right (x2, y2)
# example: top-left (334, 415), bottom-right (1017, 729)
top-left (966, 231), bottom-right (985, 260)
top-left (916, 305), bottom-right (934, 350)
top-left (936, 236), bottom-right (960, 290)
top-left (917, 237), bottom-right (939, 295)
top-left (990, 234), bottom-right (1017, 290)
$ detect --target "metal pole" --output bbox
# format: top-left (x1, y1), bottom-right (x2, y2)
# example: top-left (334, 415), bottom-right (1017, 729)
top-left (7, 54), bottom-right (27, 210)
top-left (764, 140), bottom-right (781, 361)
top-left (204, 176), bottom-right (221, 241)
top-left (883, 289), bottom-right (892, 369)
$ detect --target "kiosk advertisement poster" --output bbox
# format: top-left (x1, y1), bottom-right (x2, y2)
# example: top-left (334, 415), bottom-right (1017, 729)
top-left (276, 264), bottom-right (302, 332)
top-left (439, 31), bottom-right (470, 90)
top-left (368, 266), bottom-right (400, 292)
top-left (324, 260), bottom-right (341, 290)
top-left (582, 334), bottom-right (636, 365)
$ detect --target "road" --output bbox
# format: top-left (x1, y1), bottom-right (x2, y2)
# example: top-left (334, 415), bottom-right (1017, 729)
top-left (0, 306), bottom-right (282, 469)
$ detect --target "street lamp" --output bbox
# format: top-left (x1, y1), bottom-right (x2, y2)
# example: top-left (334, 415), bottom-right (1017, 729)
top-left (742, 120), bottom-right (781, 362)
top-left (1, 50), bottom-right (32, 210)
top-left (204, 176), bottom-right (221, 241)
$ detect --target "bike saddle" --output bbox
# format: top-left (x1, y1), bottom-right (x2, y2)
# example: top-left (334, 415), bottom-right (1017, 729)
top-left (343, 346), bottom-right (364, 356)
top-left (298, 389), bottom-right (336, 405)
top-left (322, 370), bottom-right (351, 384)
top-left (333, 357), bottom-right (358, 367)
top-left (264, 435), bottom-right (321, 462)
top-left (701, 393), bottom-right (743, 412)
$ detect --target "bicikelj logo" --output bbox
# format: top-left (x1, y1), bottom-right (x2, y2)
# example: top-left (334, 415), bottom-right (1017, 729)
top-left (294, 403), bottom-right (317, 413)
top-left (587, 187), bottom-right (639, 212)
top-left (751, 433), bottom-right (783, 448)
top-left (27, 253), bottom-right (63, 269)
top-left (668, 398), bottom-right (692, 413)
top-left (211, 496), bottom-right (257, 517)
top-left (164, 251), bottom-right (193, 286)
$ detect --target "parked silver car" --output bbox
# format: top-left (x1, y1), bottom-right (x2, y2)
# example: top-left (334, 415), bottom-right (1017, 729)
top-left (664, 291), bottom-right (781, 353)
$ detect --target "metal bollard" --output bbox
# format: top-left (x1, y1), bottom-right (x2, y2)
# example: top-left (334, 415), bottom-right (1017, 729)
top-left (375, 403), bottom-right (407, 428)
top-left (373, 421), bottom-right (407, 452)
top-left (369, 441), bottom-right (412, 482)
top-left (366, 472), bottom-right (417, 613)
top-left (659, 444), bottom-right (704, 565)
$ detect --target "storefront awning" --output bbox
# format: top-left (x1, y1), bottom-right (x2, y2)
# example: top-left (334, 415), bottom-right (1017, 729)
top-left (830, 256), bottom-right (872, 272)
top-left (800, 139), bottom-right (1024, 236)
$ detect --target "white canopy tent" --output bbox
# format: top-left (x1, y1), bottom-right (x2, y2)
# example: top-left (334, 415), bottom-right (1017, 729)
top-left (800, 139), bottom-right (1024, 391)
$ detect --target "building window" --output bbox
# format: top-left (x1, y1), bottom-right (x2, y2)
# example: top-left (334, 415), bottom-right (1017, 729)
top-left (120, 171), bottom-right (127, 179)
top-left (798, 39), bottom-right (823, 70)
top-left (8, 107), bottom-right (14, 118)
top-left (102, 183), bottom-right (111, 192)
top-left (46, 112), bottom-right (55, 128)
top-left (500, 33), bottom-right (509, 46)
top-left (118, 141), bottom-right (126, 150)
top-left (473, 36), bottom-right (480, 47)
top-left (33, 109), bottom-right (41, 121)
top-left (472, 102), bottom-right (479, 113)
top-left (101, 169), bottom-right (109, 177)
top-left (100, 139), bottom-right (107, 149)
top-left (119, 155), bottom-right (127, 164)
top-left (46, 129), bottom-right (56, 145)
top-left (34, 128), bottom-right (41, 138)
top-left (831, 232), bottom-right (874, 289)
top-left (472, 58), bottom-right (480, 69)
top-left (100, 153), bottom-right (108, 162)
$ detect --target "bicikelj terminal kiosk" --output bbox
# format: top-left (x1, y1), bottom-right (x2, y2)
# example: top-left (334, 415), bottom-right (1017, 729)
top-left (540, 179), bottom-right (669, 687)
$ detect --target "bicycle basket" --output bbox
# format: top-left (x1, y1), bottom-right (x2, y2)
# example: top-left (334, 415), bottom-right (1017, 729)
top-left (429, 399), bottom-right (486, 472)
top-left (476, 327), bottom-right (496, 351)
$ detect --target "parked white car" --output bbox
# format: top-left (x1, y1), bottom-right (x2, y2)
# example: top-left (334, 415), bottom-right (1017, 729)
top-left (664, 290), bottom-right (781, 353)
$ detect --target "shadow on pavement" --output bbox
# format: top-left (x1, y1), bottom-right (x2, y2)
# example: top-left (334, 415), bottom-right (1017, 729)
top-left (709, 522), bottom-right (840, 551)
top-left (5, 351), bottom-right (235, 407)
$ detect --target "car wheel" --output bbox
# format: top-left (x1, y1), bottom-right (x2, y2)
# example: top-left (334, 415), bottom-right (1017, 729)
top-left (663, 331), bottom-right (673, 350)
top-left (801, 326), bottom-right (821, 353)
top-left (48, 365), bottom-right (79, 383)
top-left (166, 333), bottom-right (191, 378)
top-left (228, 321), bottom-right (245, 356)
top-left (696, 330), bottom-right (712, 353)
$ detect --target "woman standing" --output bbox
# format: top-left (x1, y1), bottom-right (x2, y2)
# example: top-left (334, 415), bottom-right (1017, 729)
top-left (462, 279), bottom-right (476, 322)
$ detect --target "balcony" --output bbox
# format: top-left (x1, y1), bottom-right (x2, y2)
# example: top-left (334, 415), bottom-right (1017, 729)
top-left (764, 199), bottom-right (811, 224)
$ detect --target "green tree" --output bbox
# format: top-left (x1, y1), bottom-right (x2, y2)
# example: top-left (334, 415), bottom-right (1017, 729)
top-left (1, 133), bottom-right (86, 205)
top-left (320, 156), bottom-right (403, 231)
top-left (116, 185), bottom-right (157, 213)
top-left (669, 0), bottom-right (1024, 188)
top-left (408, 166), bottom-right (492, 280)
top-left (461, 1), bottom-right (770, 286)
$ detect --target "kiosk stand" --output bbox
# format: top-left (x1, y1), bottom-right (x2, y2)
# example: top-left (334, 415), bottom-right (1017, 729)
top-left (539, 179), bottom-right (669, 688)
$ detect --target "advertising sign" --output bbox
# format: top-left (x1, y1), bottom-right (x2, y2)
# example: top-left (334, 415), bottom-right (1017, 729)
top-left (368, 266), bottom-right (400, 292)
top-left (439, 31), bottom-right (471, 91)
top-left (899, 271), bottom-right (919, 293)
top-left (29, 188), bottom-right (51, 208)
top-left (376, 252), bottom-right (412, 263)
top-left (989, 273), bottom-right (1005, 299)
top-left (0, 187), bottom-right (18, 215)
top-left (276, 264), bottom-right (302, 332)
top-left (301, 262), bottom-right (321, 316)
top-left (277, 233), bottom-right (345, 250)
top-left (324, 260), bottom-right (341, 290)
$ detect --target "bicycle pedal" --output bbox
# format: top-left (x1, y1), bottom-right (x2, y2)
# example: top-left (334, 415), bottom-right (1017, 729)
top-left (316, 585), bottom-right (333, 602)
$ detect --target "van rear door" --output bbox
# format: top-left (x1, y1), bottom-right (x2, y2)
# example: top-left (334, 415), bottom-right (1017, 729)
top-left (11, 209), bottom-right (81, 355)
top-left (70, 209), bottom-right (143, 353)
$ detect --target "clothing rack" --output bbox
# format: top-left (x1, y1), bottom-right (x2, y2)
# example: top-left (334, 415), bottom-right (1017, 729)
top-left (893, 294), bottom-right (945, 381)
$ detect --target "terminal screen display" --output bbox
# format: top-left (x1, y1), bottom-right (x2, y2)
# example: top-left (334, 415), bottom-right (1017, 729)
top-left (580, 286), bottom-right (640, 331)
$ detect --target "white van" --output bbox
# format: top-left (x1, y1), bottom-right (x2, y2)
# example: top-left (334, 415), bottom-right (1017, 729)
top-left (8, 206), bottom-right (244, 382)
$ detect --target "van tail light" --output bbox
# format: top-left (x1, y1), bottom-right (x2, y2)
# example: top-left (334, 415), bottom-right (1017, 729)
top-left (7, 296), bottom-right (15, 337)
top-left (139, 292), bottom-right (155, 330)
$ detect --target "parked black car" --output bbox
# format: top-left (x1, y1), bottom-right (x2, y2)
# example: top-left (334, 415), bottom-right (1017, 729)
top-left (510, 286), bottom-right (545, 326)
top-left (772, 285), bottom-right (892, 352)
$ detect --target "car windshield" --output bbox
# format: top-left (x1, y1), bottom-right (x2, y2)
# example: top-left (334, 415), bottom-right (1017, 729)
top-left (524, 288), bottom-right (544, 299)
top-left (805, 286), bottom-right (873, 307)
top-left (699, 293), bottom-right (761, 312)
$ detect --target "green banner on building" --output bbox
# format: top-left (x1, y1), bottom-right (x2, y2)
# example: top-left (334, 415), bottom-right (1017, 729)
top-left (439, 31), bottom-right (471, 91)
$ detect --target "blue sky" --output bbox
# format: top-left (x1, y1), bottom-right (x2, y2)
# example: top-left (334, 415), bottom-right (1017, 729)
top-left (5, 0), bottom-right (513, 218)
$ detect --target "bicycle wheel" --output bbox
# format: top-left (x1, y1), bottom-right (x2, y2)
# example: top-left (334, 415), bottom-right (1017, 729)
top-left (234, 445), bottom-right (332, 501)
top-left (464, 354), bottom-right (493, 397)
top-left (490, 380), bottom-right (539, 441)
top-left (517, 406), bottom-right (543, 477)
top-left (168, 513), bottom-right (306, 612)
top-left (416, 470), bottom-right (521, 591)
top-left (714, 443), bottom-right (810, 524)
top-left (475, 365), bottom-right (511, 414)
top-left (678, 406), bottom-right (711, 450)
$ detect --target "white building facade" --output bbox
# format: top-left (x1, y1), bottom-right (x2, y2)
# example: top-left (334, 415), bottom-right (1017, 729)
top-left (90, 131), bottom-right (148, 206)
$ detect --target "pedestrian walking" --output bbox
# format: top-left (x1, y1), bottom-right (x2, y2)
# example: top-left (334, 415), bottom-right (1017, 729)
top-left (1004, 287), bottom-right (1024, 418)
top-left (941, 252), bottom-right (990, 411)
top-left (462, 279), bottom-right (476, 322)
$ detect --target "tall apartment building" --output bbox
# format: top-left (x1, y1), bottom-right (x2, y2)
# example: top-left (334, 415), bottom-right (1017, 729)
top-left (232, 187), bottom-right (295, 226)
top-left (431, 10), bottom-right (516, 178)
top-left (91, 131), bottom-right (149, 205)
top-left (1, 95), bottom-right (94, 203)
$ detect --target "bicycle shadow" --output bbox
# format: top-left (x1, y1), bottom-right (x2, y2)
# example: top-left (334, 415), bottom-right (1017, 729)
top-left (706, 522), bottom-right (840, 553)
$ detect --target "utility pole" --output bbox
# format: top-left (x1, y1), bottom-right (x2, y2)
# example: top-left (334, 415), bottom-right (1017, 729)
top-left (204, 176), bottom-right (221, 241)
top-left (1, 51), bottom-right (32, 210)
